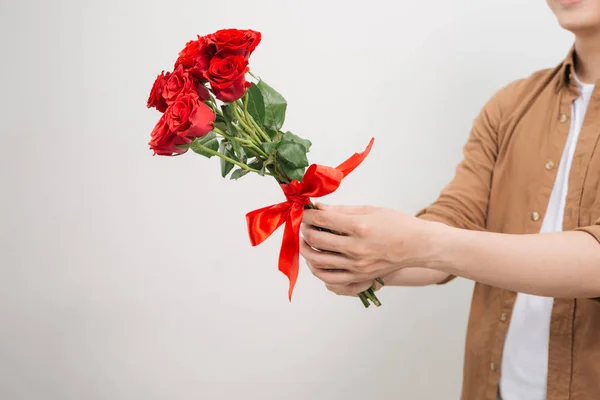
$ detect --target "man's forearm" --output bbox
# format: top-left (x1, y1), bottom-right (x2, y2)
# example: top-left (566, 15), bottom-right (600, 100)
top-left (428, 224), bottom-right (600, 298)
top-left (384, 267), bottom-right (451, 287)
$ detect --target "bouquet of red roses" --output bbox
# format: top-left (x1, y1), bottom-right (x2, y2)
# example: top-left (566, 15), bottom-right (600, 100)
top-left (146, 29), bottom-right (384, 307)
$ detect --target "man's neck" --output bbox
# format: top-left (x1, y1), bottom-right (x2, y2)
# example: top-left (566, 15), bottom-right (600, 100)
top-left (574, 34), bottom-right (600, 84)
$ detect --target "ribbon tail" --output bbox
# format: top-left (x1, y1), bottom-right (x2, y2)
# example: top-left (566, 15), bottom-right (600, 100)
top-left (335, 137), bottom-right (375, 177)
top-left (246, 202), bottom-right (290, 246)
top-left (278, 203), bottom-right (304, 301)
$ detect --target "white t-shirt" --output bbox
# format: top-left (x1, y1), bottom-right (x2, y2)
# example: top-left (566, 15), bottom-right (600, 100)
top-left (499, 75), bottom-right (595, 400)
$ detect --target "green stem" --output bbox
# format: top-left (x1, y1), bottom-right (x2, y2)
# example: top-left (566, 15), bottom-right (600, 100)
top-left (241, 95), bottom-right (271, 142)
top-left (249, 144), bottom-right (269, 159)
top-left (232, 105), bottom-right (261, 144)
top-left (193, 143), bottom-right (262, 174)
top-left (364, 289), bottom-right (381, 307)
top-left (358, 293), bottom-right (370, 308)
top-left (266, 165), bottom-right (288, 184)
top-left (212, 127), bottom-right (247, 144)
top-left (214, 123), bottom-right (269, 159)
top-left (234, 122), bottom-right (263, 151)
top-left (375, 278), bottom-right (385, 286)
top-left (212, 126), bottom-right (266, 157)
top-left (250, 116), bottom-right (271, 142)
top-left (208, 98), bottom-right (224, 117)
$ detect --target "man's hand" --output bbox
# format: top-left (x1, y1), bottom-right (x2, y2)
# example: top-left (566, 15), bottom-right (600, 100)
top-left (300, 203), bottom-right (442, 288)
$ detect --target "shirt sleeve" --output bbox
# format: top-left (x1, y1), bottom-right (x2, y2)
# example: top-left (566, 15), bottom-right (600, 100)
top-left (574, 220), bottom-right (600, 244)
top-left (574, 220), bottom-right (600, 303)
top-left (415, 83), bottom-right (511, 284)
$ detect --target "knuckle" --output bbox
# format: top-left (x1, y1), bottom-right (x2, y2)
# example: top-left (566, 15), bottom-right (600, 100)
top-left (304, 252), bottom-right (316, 265)
top-left (352, 220), bottom-right (370, 236)
top-left (302, 230), bottom-right (314, 245)
top-left (350, 244), bottom-right (368, 257)
top-left (352, 257), bottom-right (364, 269)
top-left (312, 214), bottom-right (328, 228)
top-left (353, 258), bottom-right (370, 271)
top-left (300, 223), bottom-right (309, 237)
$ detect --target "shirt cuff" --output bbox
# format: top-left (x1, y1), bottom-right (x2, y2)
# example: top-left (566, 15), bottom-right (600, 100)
top-left (574, 224), bottom-right (600, 304)
top-left (574, 224), bottom-right (600, 244)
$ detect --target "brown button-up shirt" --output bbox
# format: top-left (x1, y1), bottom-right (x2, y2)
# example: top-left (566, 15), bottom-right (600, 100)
top-left (416, 46), bottom-right (600, 400)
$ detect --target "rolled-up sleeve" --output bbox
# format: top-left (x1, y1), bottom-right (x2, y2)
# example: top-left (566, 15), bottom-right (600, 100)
top-left (416, 83), bottom-right (511, 284)
top-left (575, 219), bottom-right (600, 244)
top-left (574, 219), bottom-right (600, 303)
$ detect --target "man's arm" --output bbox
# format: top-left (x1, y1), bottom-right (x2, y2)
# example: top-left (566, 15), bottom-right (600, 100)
top-left (381, 267), bottom-right (452, 287)
top-left (428, 224), bottom-right (600, 299)
top-left (301, 204), bottom-right (600, 300)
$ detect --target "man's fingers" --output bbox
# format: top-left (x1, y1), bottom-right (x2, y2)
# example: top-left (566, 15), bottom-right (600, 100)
top-left (325, 281), bottom-right (374, 296)
top-left (300, 240), bottom-right (350, 270)
top-left (315, 203), bottom-right (378, 215)
top-left (311, 268), bottom-right (357, 285)
top-left (300, 223), bottom-right (354, 254)
top-left (303, 209), bottom-right (361, 235)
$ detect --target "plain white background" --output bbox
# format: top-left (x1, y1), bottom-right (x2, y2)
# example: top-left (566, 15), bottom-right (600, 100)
top-left (0, 0), bottom-right (575, 399)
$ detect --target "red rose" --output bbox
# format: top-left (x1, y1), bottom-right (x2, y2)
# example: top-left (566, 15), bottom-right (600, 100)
top-left (165, 92), bottom-right (215, 138)
top-left (148, 114), bottom-right (193, 156)
top-left (204, 56), bottom-right (250, 103)
top-left (147, 71), bottom-right (170, 112)
top-left (207, 29), bottom-right (261, 59)
top-left (174, 36), bottom-right (216, 80)
top-left (164, 65), bottom-right (211, 105)
top-left (149, 93), bottom-right (215, 156)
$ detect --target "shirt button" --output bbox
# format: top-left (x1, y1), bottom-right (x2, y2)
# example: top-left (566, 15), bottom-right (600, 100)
top-left (491, 363), bottom-right (497, 372)
top-left (559, 113), bottom-right (568, 123)
top-left (500, 312), bottom-right (507, 322)
top-left (531, 211), bottom-right (540, 222)
top-left (545, 161), bottom-right (555, 170)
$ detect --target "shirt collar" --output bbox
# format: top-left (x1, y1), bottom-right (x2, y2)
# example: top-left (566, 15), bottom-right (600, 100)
top-left (555, 44), bottom-right (576, 93)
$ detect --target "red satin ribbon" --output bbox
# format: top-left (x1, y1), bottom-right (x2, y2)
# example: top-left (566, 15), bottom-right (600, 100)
top-left (246, 138), bottom-right (375, 300)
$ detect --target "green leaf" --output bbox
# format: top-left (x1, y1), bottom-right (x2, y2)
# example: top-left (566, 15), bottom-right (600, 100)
top-left (248, 158), bottom-right (262, 167)
top-left (277, 141), bottom-right (309, 169)
top-left (215, 113), bottom-right (226, 125)
top-left (175, 142), bottom-right (192, 152)
top-left (257, 80), bottom-right (287, 131)
top-left (246, 84), bottom-right (265, 125)
top-left (264, 127), bottom-right (278, 140)
top-left (232, 139), bottom-right (247, 163)
top-left (222, 104), bottom-right (234, 122)
top-left (230, 168), bottom-right (250, 180)
top-left (261, 141), bottom-right (279, 154)
top-left (276, 138), bottom-right (310, 181)
top-left (213, 121), bottom-right (228, 132)
top-left (280, 164), bottom-right (305, 181)
top-left (247, 159), bottom-right (264, 174)
top-left (219, 141), bottom-right (235, 178)
top-left (282, 131), bottom-right (312, 152)
top-left (190, 132), bottom-right (219, 158)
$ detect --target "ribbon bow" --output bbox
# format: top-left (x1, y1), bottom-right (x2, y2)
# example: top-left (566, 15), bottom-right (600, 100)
top-left (245, 138), bottom-right (374, 300)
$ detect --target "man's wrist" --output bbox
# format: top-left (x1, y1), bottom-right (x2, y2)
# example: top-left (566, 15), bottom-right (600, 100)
top-left (418, 220), bottom-right (461, 273)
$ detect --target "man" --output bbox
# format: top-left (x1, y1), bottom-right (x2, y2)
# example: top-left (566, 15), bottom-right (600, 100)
top-left (299, 1), bottom-right (600, 399)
